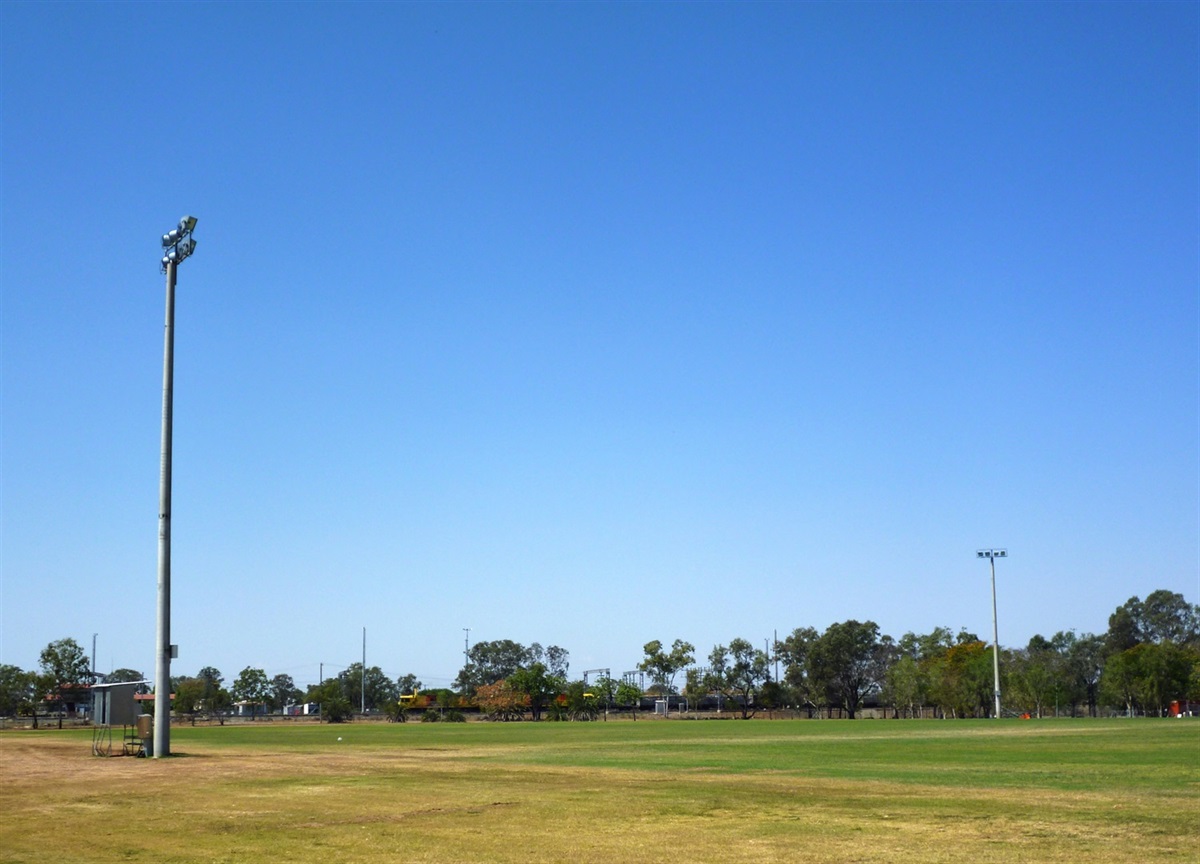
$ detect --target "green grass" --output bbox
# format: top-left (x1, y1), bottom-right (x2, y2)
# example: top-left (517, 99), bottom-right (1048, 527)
top-left (2, 718), bottom-right (1196, 863)
top-left (169, 715), bottom-right (1196, 790)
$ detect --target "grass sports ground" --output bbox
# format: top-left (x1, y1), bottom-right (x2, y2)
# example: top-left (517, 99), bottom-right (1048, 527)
top-left (1, 717), bottom-right (1196, 863)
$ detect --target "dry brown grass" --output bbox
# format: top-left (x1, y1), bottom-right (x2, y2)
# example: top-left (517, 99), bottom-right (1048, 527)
top-left (2, 726), bottom-right (1195, 863)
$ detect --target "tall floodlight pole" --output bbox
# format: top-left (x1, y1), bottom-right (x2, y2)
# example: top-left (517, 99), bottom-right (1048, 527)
top-left (154, 216), bottom-right (197, 758)
top-left (976, 548), bottom-right (1007, 719)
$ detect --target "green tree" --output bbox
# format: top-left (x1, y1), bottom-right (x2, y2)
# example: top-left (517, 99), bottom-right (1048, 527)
top-left (0, 664), bottom-right (34, 718)
top-left (808, 621), bottom-right (884, 719)
top-left (454, 640), bottom-right (569, 695)
top-left (1100, 647), bottom-right (1140, 715)
top-left (900, 627), bottom-right (955, 660)
top-left (455, 640), bottom-right (530, 693)
top-left (39, 637), bottom-right (93, 728)
top-left (509, 663), bottom-right (565, 721)
top-left (706, 638), bottom-right (770, 718)
top-left (685, 667), bottom-right (708, 712)
top-left (528, 643), bottom-right (570, 679)
top-left (337, 663), bottom-right (397, 713)
top-left (883, 654), bottom-right (925, 718)
top-left (928, 641), bottom-right (993, 717)
top-left (638, 639), bottom-right (695, 713)
top-left (1140, 590), bottom-right (1200, 646)
top-left (174, 677), bottom-right (206, 725)
top-left (591, 675), bottom-right (619, 719)
top-left (613, 679), bottom-right (643, 719)
top-left (307, 679), bottom-right (352, 723)
top-left (1105, 591), bottom-right (1199, 653)
top-left (103, 668), bottom-right (149, 694)
top-left (1106, 598), bottom-right (1144, 654)
top-left (1063, 631), bottom-right (1105, 717)
top-left (267, 673), bottom-right (302, 713)
top-left (1009, 635), bottom-right (1059, 718)
top-left (1135, 641), bottom-right (1193, 714)
top-left (776, 627), bottom-right (821, 713)
top-left (395, 673), bottom-right (422, 698)
top-left (232, 667), bottom-right (270, 719)
top-left (197, 667), bottom-right (224, 705)
top-left (561, 680), bottom-right (600, 721)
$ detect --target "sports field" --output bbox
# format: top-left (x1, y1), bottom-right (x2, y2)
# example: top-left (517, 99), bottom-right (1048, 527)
top-left (1, 718), bottom-right (1195, 863)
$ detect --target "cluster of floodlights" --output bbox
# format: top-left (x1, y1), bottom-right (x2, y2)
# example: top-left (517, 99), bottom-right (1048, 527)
top-left (160, 215), bottom-right (198, 272)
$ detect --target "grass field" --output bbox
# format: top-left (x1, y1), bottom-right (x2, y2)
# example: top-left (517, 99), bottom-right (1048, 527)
top-left (2, 717), bottom-right (1196, 863)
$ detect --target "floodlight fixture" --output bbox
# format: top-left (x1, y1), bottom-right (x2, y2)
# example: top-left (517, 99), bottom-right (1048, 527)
top-left (976, 548), bottom-right (1007, 719)
top-left (160, 216), bottom-right (198, 273)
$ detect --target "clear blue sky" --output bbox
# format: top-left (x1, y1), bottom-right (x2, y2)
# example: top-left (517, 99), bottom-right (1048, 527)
top-left (2, 1), bottom-right (1196, 690)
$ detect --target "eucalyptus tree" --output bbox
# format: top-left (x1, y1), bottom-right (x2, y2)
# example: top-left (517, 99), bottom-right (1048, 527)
top-left (706, 638), bottom-right (770, 718)
top-left (508, 663), bottom-right (565, 721)
top-left (638, 639), bottom-right (695, 712)
top-left (807, 621), bottom-right (886, 719)
top-left (776, 627), bottom-right (820, 713)
top-left (614, 679), bottom-right (644, 719)
top-left (232, 667), bottom-right (271, 718)
top-left (0, 664), bottom-right (34, 718)
top-left (268, 673), bottom-right (302, 713)
top-left (337, 663), bottom-right (397, 712)
top-left (38, 637), bottom-right (93, 728)
top-left (454, 640), bottom-right (568, 695)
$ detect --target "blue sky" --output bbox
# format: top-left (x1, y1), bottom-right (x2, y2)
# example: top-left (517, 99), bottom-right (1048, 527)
top-left (2, 1), bottom-right (1196, 690)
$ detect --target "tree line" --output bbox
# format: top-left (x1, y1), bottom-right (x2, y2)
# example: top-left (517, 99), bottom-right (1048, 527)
top-left (2, 589), bottom-right (1195, 724)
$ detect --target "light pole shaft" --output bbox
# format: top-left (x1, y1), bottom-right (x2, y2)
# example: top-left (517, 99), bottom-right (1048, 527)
top-left (990, 556), bottom-right (1001, 719)
top-left (154, 260), bottom-right (177, 758)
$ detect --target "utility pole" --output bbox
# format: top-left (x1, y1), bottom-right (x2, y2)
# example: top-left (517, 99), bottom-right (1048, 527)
top-left (362, 627), bottom-right (367, 714)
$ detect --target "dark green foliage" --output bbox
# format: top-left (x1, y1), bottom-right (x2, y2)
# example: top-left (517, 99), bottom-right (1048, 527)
top-left (454, 640), bottom-right (569, 695)
top-left (38, 637), bottom-right (92, 729)
top-left (307, 679), bottom-right (352, 723)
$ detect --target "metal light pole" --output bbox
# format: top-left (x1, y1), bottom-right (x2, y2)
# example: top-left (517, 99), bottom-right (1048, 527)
top-left (154, 216), bottom-right (197, 758)
top-left (976, 548), bottom-right (1006, 719)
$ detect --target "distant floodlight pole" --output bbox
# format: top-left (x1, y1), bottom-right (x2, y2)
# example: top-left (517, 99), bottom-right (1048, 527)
top-left (976, 548), bottom-right (1006, 719)
top-left (154, 216), bottom-right (198, 759)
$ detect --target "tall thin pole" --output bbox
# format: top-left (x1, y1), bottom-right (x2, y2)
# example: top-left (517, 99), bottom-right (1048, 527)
top-left (154, 260), bottom-right (177, 758)
top-left (361, 627), bottom-right (366, 714)
top-left (773, 629), bottom-right (779, 682)
top-left (990, 556), bottom-right (1001, 719)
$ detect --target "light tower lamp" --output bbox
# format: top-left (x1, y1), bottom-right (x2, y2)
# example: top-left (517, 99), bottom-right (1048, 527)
top-left (976, 548), bottom-right (1007, 720)
top-left (154, 216), bottom-right (198, 759)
